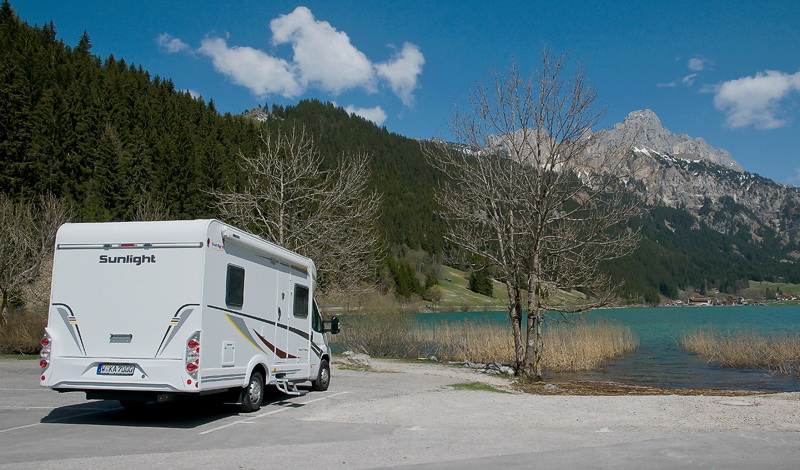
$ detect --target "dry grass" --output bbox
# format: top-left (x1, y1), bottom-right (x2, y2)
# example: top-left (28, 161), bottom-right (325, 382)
top-left (420, 320), bottom-right (511, 363)
top-left (332, 314), bottom-right (639, 373)
top-left (334, 312), bottom-right (421, 358)
top-left (427, 319), bottom-right (638, 372)
top-left (683, 328), bottom-right (800, 375)
top-left (541, 320), bottom-right (640, 372)
top-left (0, 310), bottom-right (47, 354)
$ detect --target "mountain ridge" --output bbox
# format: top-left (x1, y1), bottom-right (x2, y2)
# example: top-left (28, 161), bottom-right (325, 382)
top-left (588, 109), bottom-right (800, 242)
top-left (606, 109), bottom-right (743, 172)
top-left (434, 107), bottom-right (799, 242)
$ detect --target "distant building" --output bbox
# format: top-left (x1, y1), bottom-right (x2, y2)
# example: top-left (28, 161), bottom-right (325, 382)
top-left (688, 296), bottom-right (716, 306)
top-left (724, 296), bottom-right (748, 306)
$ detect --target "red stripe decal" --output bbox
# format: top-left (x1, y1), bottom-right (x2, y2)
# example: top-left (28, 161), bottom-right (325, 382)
top-left (254, 330), bottom-right (297, 359)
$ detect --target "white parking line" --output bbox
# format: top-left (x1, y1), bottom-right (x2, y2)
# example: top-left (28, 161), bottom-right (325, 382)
top-left (0, 392), bottom-right (350, 436)
top-left (198, 391), bottom-right (349, 435)
top-left (0, 422), bottom-right (41, 434)
top-left (1, 406), bottom-right (77, 410)
top-left (0, 389), bottom-right (47, 391)
top-left (0, 408), bottom-right (114, 434)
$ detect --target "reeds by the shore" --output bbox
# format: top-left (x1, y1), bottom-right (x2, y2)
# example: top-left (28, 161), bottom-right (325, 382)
top-left (541, 320), bottom-right (639, 372)
top-left (332, 314), bottom-right (639, 372)
top-left (682, 328), bottom-right (800, 375)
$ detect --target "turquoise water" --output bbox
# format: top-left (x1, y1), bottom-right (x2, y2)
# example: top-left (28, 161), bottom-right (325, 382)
top-left (415, 305), bottom-right (800, 391)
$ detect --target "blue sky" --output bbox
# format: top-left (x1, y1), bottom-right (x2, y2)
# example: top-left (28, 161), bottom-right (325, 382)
top-left (12, 0), bottom-right (800, 185)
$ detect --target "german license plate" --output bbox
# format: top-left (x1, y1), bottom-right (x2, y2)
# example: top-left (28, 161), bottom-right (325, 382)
top-left (97, 363), bottom-right (135, 375)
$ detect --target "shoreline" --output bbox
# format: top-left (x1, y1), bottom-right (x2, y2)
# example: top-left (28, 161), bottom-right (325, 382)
top-left (356, 357), bottom-right (800, 397)
top-left (514, 379), bottom-right (780, 396)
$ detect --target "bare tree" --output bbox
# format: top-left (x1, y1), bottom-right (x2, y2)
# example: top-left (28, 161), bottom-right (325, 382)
top-left (0, 193), bottom-right (72, 319)
top-left (211, 126), bottom-right (383, 294)
top-left (132, 194), bottom-right (173, 221)
top-left (427, 51), bottom-right (643, 379)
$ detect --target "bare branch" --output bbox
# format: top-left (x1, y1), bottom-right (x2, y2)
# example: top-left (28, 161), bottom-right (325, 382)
top-left (425, 50), bottom-right (645, 380)
top-left (0, 193), bottom-right (73, 319)
top-left (210, 126), bottom-right (383, 296)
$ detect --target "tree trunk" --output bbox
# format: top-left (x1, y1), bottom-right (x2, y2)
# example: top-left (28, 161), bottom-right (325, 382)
top-left (521, 255), bottom-right (545, 380)
top-left (1, 289), bottom-right (8, 324)
top-left (521, 307), bottom-right (545, 380)
top-left (506, 282), bottom-right (524, 375)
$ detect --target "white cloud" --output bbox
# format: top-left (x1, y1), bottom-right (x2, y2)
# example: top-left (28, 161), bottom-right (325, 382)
top-left (682, 73), bottom-right (698, 86)
top-left (688, 57), bottom-right (707, 72)
top-left (376, 43), bottom-right (425, 106)
top-left (658, 55), bottom-right (710, 89)
top-left (186, 89), bottom-right (201, 99)
top-left (270, 6), bottom-right (375, 94)
top-left (198, 37), bottom-right (302, 97)
top-left (344, 105), bottom-right (387, 126)
top-left (158, 7), bottom-right (423, 109)
top-left (156, 33), bottom-right (189, 53)
top-left (711, 70), bottom-right (800, 129)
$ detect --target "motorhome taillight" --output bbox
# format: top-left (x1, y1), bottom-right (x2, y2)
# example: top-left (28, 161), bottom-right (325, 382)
top-left (39, 332), bottom-right (51, 370)
top-left (186, 332), bottom-right (201, 380)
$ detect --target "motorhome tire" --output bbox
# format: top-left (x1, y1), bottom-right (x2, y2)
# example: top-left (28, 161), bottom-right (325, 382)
top-left (239, 370), bottom-right (264, 412)
top-left (311, 359), bottom-right (330, 391)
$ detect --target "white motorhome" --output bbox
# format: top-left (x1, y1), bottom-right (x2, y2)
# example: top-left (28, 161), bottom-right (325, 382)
top-left (39, 219), bottom-right (339, 412)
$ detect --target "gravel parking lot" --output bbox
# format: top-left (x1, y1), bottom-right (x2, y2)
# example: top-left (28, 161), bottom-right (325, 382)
top-left (2, 357), bottom-right (799, 469)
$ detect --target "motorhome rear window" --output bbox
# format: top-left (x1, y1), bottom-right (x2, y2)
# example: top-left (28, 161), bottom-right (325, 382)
top-left (226, 264), bottom-right (245, 307)
top-left (293, 285), bottom-right (309, 317)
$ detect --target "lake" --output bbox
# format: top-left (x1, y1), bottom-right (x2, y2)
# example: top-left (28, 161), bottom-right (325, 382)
top-left (415, 305), bottom-right (800, 391)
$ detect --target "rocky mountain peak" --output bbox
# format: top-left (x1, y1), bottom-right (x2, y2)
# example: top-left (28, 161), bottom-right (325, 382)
top-left (621, 109), bottom-right (663, 130)
top-left (581, 109), bottom-right (800, 241)
top-left (604, 109), bottom-right (744, 172)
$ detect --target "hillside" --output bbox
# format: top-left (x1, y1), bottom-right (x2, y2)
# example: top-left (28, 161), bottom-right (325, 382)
top-left (1, 3), bottom-right (797, 305)
top-left (0, 1), bottom-right (262, 220)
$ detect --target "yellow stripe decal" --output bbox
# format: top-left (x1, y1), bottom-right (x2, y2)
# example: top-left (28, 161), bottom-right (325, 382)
top-left (225, 314), bottom-right (268, 354)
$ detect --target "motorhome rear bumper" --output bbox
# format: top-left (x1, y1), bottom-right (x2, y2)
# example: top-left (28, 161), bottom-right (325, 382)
top-left (41, 357), bottom-right (192, 393)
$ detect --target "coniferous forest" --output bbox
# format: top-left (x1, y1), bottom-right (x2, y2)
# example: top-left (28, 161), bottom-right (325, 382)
top-left (1, 2), bottom-right (797, 304)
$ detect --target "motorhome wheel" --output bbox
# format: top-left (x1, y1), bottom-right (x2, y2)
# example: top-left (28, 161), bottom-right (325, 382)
top-left (239, 370), bottom-right (264, 412)
top-left (312, 359), bottom-right (330, 391)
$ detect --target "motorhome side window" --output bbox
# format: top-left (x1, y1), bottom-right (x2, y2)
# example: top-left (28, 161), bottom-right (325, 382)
top-left (293, 284), bottom-right (309, 317)
top-left (226, 264), bottom-right (245, 308)
top-left (312, 301), bottom-right (324, 333)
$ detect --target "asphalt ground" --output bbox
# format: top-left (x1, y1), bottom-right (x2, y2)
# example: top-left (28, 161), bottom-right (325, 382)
top-left (1, 358), bottom-right (799, 469)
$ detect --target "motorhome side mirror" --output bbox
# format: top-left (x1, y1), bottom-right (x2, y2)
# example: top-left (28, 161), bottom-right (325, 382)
top-left (329, 316), bottom-right (340, 335)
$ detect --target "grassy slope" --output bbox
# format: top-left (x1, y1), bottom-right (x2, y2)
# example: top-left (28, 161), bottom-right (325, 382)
top-left (433, 266), bottom-right (591, 310)
top-left (746, 281), bottom-right (799, 296)
top-left (435, 266), bottom-right (507, 309)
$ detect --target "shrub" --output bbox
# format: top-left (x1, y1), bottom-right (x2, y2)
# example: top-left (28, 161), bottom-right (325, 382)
top-left (0, 310), bottom-right (47, 355)
top-left (332, 312), bottom-right (422, 357)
